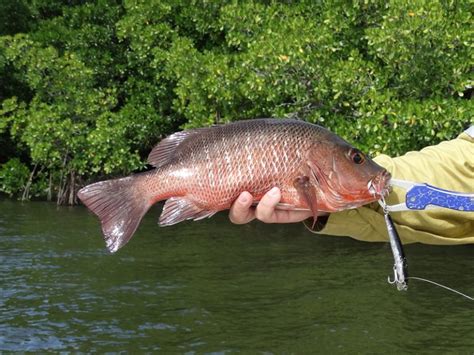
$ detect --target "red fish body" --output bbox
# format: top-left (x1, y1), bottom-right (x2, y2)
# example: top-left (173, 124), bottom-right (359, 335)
top-left (78, 119), bottom-right (390, 252)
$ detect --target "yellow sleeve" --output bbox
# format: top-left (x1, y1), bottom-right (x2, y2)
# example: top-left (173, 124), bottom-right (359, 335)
top-left (312, 132), bottom-right (474, 245)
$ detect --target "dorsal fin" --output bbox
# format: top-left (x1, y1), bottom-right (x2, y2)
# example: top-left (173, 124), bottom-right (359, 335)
top-left (147, 128), bottom-right (207, 167)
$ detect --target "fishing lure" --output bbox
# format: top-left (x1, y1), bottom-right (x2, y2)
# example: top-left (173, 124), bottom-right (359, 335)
top-left (380, 197), bottom-right (408, 291)
top-left (379, 181), bottom-right (473, 300)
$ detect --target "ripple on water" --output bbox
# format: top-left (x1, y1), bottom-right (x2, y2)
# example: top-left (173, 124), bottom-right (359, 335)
top-left (0, 201), bottom-right (473, 352)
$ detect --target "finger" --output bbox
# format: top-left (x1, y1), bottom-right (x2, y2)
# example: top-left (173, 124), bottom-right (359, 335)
top-left (269, 209), bottom-right (313, 224)
top-left (254, 187), bottom-right (281, 223)
top-left (229, 191), bottom-right (255, 224)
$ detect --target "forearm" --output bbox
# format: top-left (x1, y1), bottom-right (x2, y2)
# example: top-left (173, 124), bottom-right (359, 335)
top-left (311, 131), bottom-right (474, 245)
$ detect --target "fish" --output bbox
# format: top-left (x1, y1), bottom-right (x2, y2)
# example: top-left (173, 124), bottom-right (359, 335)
top-left (77, 119), bottom-right (391, 252)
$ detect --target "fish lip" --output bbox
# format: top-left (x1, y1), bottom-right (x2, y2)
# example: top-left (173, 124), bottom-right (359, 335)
top-left (368, 170), bottom-right (392, 198)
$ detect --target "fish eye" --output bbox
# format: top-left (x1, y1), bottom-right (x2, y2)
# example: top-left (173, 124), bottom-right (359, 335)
top-left (350, 150), bottom-right (365, 164)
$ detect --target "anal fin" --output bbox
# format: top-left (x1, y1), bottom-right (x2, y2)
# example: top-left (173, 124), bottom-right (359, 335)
top-left (159, 197), bottom-right (216, 226)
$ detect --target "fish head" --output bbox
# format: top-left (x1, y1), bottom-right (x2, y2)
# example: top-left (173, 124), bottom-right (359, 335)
top-left (308, 139), bottom-right (391, 211)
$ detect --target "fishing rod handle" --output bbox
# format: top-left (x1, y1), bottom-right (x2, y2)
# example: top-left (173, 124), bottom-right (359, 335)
top-left (406, 184), bottom-right (474, 211)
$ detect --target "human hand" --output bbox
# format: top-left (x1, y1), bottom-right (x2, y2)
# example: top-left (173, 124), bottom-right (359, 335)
top-left (229, 187), bottom-right (318, 224)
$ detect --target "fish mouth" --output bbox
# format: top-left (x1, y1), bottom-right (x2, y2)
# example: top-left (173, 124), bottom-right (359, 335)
top-left (368, 170), bottom-right (391, 198)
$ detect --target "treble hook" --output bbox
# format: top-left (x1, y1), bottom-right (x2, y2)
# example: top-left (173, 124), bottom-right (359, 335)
top-left (388, 266), bottom-right (408, 291)
top-left (387, 267), bottom-right (397, 285)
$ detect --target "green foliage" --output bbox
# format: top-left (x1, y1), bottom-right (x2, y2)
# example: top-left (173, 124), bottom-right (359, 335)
top-left (0, 0), bottom-right (472, 203)
top-left (0, 158), bottom-right (30, 197)
top-left (0, 0), bottom-right (31, 36)
top-left (365, 1), bottom-right (472, 98)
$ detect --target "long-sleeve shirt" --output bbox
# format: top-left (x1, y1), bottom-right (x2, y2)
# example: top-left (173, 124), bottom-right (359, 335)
top-left (312, 129), bottom-right (474, 245)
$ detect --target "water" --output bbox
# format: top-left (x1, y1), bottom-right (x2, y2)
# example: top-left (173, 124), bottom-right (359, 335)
top-left (0, 199), bottom-right (473, 353)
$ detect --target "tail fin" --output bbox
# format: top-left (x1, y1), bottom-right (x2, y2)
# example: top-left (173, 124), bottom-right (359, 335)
top-left (77, 176), bottom-right (151, 253)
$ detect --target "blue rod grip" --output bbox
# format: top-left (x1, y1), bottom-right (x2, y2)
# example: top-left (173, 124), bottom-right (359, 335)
top-left (405, 184), bottom-right (474, 211)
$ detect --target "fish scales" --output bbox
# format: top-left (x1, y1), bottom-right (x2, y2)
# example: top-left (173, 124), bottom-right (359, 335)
top-left (148, 120), bottom-right (319, 209)
top-left (78, 119), bottom-right (390, 252)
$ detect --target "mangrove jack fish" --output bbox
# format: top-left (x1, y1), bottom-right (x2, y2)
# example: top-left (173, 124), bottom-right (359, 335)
top-left (78, 119), bottom-right (390, 252)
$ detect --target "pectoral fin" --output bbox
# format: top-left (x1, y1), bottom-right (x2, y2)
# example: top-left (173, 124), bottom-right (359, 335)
top-left (294, 175), bottom-right (319, 228)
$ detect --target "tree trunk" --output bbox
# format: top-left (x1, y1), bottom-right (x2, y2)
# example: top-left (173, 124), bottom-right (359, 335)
top-left (22, 163), bottom-right (37, 201)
